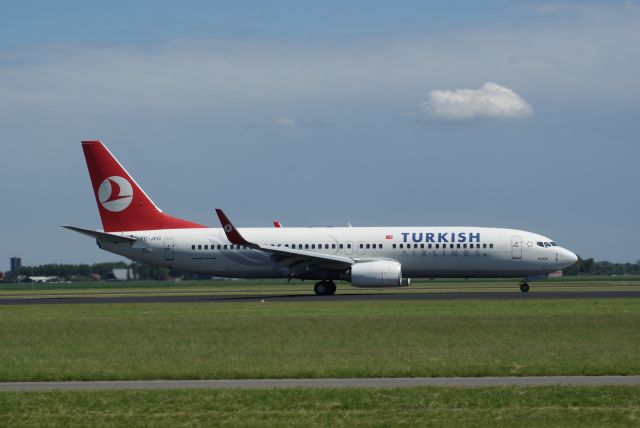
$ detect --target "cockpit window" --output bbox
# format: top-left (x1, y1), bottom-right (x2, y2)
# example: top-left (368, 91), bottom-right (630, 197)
top-left (544, 242), bottom-right (551, 248)
top-left (537, 242), bottom-right (544, 247)
top-left (550, 242), bottom-right (558, 246)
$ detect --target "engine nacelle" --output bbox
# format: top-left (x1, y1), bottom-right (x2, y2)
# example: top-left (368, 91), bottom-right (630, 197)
top-left (350, 260), bottom-right (410, 288)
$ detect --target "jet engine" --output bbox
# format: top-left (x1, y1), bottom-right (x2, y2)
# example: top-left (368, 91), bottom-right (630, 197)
top-left (350, 260), bottom-right (410, 288)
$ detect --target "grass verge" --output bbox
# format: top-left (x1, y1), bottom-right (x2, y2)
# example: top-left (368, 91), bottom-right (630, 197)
top-left (1, 386), bottom-right (640, 427)
top-left (1, 298), bottom-right (639, 381)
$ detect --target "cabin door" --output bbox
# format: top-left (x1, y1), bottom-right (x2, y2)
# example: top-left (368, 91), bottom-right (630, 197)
top-left (511, 236), bottom-right (522, 259)
top-left (164, 238), bottom-right (175, 261)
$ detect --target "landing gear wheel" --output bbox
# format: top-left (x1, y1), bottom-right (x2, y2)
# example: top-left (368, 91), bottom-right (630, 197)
top-left (314, 281), bottom-right (337, 296)
top-left (520, 282), bottom-right (530, 293)
top-left (314, 281), bottom-right (329, 296)
top-left (328, 281), bottom-right (337, 295)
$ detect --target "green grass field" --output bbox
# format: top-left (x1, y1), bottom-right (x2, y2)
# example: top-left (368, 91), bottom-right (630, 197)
top-left (1, 296), bottom-right (639, 381)
top-left (1, 386), bottom-right (640, 427)
top-left (2, 279), bottom-right (640, 427)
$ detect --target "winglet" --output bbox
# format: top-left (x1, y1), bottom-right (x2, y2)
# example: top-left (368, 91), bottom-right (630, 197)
top-left (274, 221), bottom-right (282, 228)
top-left (215, 208), bottom-right (254, 246)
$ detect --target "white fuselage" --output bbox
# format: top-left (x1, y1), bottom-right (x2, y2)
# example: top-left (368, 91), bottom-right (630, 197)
top-left (98, 226), bottom-right (577, 280)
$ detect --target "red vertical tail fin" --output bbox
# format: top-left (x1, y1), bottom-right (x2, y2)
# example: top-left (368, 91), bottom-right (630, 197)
top-left (82, 141), bottom-right (205, 232)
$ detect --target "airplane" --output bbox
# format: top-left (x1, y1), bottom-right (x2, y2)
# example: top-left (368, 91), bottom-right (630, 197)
top-left (64, 141), bottom-right (578, 296)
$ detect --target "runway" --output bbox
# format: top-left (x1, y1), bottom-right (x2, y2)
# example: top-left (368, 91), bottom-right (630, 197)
top-left (1, 290), bottom-right (640, 305)
top-left (2, 376), bottom-right (640, 391)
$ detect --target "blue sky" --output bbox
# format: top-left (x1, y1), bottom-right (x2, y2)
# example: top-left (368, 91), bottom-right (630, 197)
top-left (0, 1), bottom-right (533, 48)
top-left (1, 1), bottom-right (639, 270)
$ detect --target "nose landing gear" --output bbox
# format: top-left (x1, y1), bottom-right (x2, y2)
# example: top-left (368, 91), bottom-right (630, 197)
top-left (519, 280), bottom-right (530, 293)
top-left (314, 280), bottom-right (337, 296)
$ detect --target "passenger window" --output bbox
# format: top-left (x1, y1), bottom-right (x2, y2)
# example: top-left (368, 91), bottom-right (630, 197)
top-left (204, 245), bottom-right (208, 250)
top-left (325, 244), bottom-right (329, 249)
top-left (223, 245), bottom-right (227, 249)
top-left (456, 244), bottom-right (460, 249)
top-left (332, 244), bottom-right (336, 249)
top-left (420, 243), bottom-right (424, 249)
top-left (191, 245), bottom-right (195, 250)
top-left (490, 244), bottom-right (494, 248)
top-left (366, 244), bottom-right (370, 249)
top-left (399, 244), bottom-right (404, 249)
top-left (360, 243), bottom-right (364, 249)
top-left (463, 244), bottom-right (467, 249)
top-left (428, 244), bottom-right (432, 249)
top-left (312, 244), bottom-right (316, 249)
top-left (347, 244), bottom-right (352, 249)
top-left (435, 244), bottom-right (439, 249)
top-left (393, 244), bottom-right (397, 249)
top-left (450, 244), bottom-right (454, 249)
top-left (198, 245), bottom-right (202, 250)
top-left (305, 244), bottom-right (309, 249)
top-left (339, 244), bottom-right (344, 249)
top-left (483, 244), bottom-right (487, 249)
top-left (379, 244), bottom-right (383, 249)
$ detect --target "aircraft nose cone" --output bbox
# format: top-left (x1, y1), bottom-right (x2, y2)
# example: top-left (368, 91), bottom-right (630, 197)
top-left (569, 251), bottom-right (578, 264)
top-left (563, 249), bottom-right (578, 266)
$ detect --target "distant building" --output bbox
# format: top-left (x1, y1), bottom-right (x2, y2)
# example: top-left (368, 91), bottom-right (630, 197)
top-left (10, 257), bottom-right (21, 273)
top-left (25, 276), bottom-right (59, 283)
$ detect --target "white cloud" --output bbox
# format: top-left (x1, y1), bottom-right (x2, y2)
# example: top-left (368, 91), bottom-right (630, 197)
top-left (267, 116), bottom-right (297, 128)
top-left (418, 82), bottom-right (533, 120)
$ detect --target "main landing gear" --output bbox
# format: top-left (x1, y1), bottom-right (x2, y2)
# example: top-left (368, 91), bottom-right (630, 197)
top-left (519, 280), bottom-right (530, 293)
top-left (314, 280), bottom-right (337, 296)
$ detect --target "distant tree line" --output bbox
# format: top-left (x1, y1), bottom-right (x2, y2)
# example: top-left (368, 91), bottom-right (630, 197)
top-left (4, 262), bottom-right (172, 281)
top-left (9, 262), bottom-right (129, 280)
top-left (3, 257), bottom-right (639, 282)
top-left (563, 257), bottom-right (640, 276)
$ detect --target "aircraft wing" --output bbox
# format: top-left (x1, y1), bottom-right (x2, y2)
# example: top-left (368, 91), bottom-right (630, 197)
top-left (62, 225), bottom-right (137, 244)
top-left (215, 209), bottom-right (355, 272)
top-left (255, 243), bottom-right (355, 265)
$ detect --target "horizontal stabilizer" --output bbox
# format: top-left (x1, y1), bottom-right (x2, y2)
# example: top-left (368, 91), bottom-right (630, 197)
top-left (62, 225), bottom-right (137, 244)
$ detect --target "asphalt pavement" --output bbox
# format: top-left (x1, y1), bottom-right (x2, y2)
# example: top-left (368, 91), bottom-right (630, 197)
top-left (1, 289), bottom-right (640, 305)
top-left (2, 376), bottom-right (640, 391)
